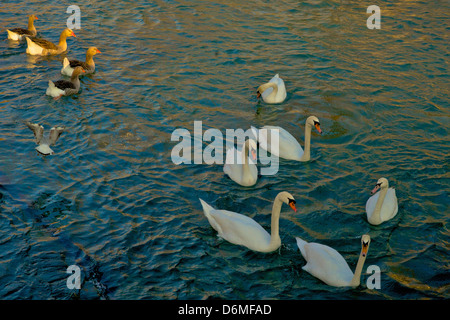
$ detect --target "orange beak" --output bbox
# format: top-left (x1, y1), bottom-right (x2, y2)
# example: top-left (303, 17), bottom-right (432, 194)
top-left (315, 123), bottom-right (322, 134)
top-left (371, 184), bottom-right (380, 195)
top-left (97, 49), bottom-right (101, 53)
top-left (361, 243), bottom-right (369, 257)
top-left (289, 202), bottom-right (297, 213)
top-left (256, 92), bottom-right (261, 99)
top-left (71, 31), bottom-right (76, 37)
top-left (251, 149), bottom-right (257, 161)
top-left (35, 16), bottom-right (38, 20)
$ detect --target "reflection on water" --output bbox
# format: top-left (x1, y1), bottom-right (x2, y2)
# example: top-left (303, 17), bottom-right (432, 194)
top-left (0, 0), bottom-right (448, 299)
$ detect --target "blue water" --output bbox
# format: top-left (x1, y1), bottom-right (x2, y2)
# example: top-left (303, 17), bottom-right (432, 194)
top-left (0, 0), bottom-right (448, 299)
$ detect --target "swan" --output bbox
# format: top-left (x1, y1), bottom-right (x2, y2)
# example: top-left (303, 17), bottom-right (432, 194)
top-left (256, 74), bottom-right (286, 104)
top-left (199, 192), bottom-right (297, 252)
top-left (25, 121), bottom-right (65, 155)
top-left (295, 234), bottom-right (371, 287)
top-left (366, 177), bottom-right (398, 225)
top-left (251, 116), bottom-right (322, 161)
top-left (223, 139), bottom-right (258, 187)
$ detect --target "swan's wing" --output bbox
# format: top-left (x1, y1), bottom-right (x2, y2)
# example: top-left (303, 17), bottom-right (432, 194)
top-left (380, 188), bottom-right (398, 222)
top-left (302, 242), bottom-right (354, 286)
top-left (260, 126), bottom-right (303, 160)
top-left (208, 208), bottom-right (271, 249)
top-left (365, 192), bottom-right (378, 218)
top-left (49, 126), bottom-right (65, 145)
top-left (269, 74), bottom-right (286, 101)
top-left (25, 121), bottom-right (44, 144)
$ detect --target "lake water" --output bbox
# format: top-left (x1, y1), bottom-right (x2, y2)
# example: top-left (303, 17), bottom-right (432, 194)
top-left (0, 0), bottom-right (448, 300)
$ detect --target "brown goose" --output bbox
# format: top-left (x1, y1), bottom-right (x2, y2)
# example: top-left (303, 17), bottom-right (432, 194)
top-left (46, 66), bottom-right (85, 99)
top-left (26, 28), bottom-right (75, 56)
top-left (7, 14), bottom-right (38, 40)
top-left (61, 47), bottom-right (101, 76)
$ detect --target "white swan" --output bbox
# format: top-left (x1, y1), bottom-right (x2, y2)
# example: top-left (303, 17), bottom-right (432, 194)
top-left (251, 116), bottom-right (322, 161)
top-left (223, 139), bottom-right (258, 187)
top-left (366, 177), bottom-right (398, 225)
top-left (256, 74), bottom-right (287, 104)
top-left (199, 192), bottom-right (297, 252)
top-left (295, 235), bottom-right (371, 287)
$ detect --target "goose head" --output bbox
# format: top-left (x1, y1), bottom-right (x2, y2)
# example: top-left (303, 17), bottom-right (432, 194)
top-left (63, 28), bottom-right (76, 38)
top-left (306, 116), bottom-right (322, 134)
top-left (371, 177), bottom-right (389, 195)
top-left (87, 46), bottom-right (101, 57)
top-left (71, 66), bottom-right (86, 77)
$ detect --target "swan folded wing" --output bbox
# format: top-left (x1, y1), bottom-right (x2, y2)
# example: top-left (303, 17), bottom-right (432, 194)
top-left (381, 188), bottom-right (398, 221)
top-left (209, 209), bottom-right (271, 249)
top-left (53, 79), bottom-right (76, 90)
top-left (303, 242), bottom-right (353, 286)
top-left (28, 37), bottom-right (57, 50)
top-left (261, 126), bottom-right (303, 159)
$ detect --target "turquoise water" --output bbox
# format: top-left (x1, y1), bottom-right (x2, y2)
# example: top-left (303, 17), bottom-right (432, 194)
top-left (0, 0), bottom-right (448, 299)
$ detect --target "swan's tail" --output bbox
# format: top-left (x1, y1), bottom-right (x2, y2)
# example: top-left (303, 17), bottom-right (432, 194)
top-left (295, 237), bottom-right (308, 259)
top-left (199, 198), bottom-right (222, 234)
top-left (199, 198), bottom-right (214, 217)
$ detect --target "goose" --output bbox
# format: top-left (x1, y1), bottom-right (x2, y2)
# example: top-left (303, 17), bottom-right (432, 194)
top-left (256, 74), bottom-right (287, 104)
top-left (295, 234), bottom-right (371, 287)
top-left (199, 191), bottom-right (297, 252)
top-left (25, 121), bottom-right (65, 155)
top-left (6, 14), bottom-right (38, 40)
top-left (46, 66), bottom-right (85, 99)
top-left (223, 139), bottom-right (258, 187)
top-left (251, 116), bottom-right (322, 161)
top-left (61, 47), bottom-right (101, 76)
top-left (366, 178), bottom-right (398, 225)
top-left (26, 28), bottom-right (75, 55)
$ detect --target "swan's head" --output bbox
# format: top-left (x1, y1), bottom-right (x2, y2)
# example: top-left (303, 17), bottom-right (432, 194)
top-left (256, 82), bottom-right (276, 99)
top-left (361, 234), bottom-right (371, 257)
top-left (306, 116), bottom-right (322, 134)
top-left (371, 177), bottom-right (389, 195)
top-left (277, 191), bottom-right (297, 213)
top-left (247, 139), bottom-right (257, 161)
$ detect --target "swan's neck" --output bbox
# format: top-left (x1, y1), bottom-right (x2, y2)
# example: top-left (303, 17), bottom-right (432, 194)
top-left (262, 83), bottom-right (278, 99)
top-left (350, 250), bottom-right (368, 287)
top-left (300, 124), bottom-right (312, 161)
top-left (372, 187), bottom-right (388, 224)
top-left (268, 196), bottom-right (282, 249)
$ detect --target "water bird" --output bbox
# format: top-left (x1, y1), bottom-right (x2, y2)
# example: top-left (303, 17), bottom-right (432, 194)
top-left (6, 14), bottom-right (38, 40)
top-left (295, 234), bottom-right (371, 287)
top-left (256, 74), bottom-right (287, 104)
top-left (199, 192), bottom-right (297, 252)
top-left (223, 139), bottom-right (258, 187)
top-left (25, 122), bottom-right (65, 155)
top-left (46, 66), bottom-right (85, 99)
top-left (61, 47), bottom-right (101, 76)
top-left (366, 177), bottom-right (398, 225)
top-left (251, 116), bottom-right (322, 161)
top-left (26, 28), bottom-right (75, 55)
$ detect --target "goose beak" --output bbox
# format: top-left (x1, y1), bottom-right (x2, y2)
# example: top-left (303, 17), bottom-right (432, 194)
top-left (97, 49), bottom-right (101, 53)
top-left (315, 123), bottom-right (322, 134)
top-left (71, 31), bottom-right (76, 37)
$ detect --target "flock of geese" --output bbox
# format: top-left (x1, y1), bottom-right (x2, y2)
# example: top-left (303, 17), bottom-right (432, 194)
top-left (7, 15), bottom-right (100, 154)
top-left (7, 15), bottom-right (399, 289)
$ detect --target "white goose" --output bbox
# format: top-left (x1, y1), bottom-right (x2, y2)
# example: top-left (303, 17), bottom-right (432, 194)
top-left (199, 192), bottom-right (297, 253)
top-left (256, 74), bottom-right (287, 104)
top-left (366, 177), bottom-right (398, 225)
top-left (223, 139), bottom-right (258, 187)
top-left (295, 235), bottom-right (371, 287)
top-left (251, 116), bottom-right (322, 161)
